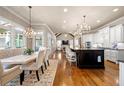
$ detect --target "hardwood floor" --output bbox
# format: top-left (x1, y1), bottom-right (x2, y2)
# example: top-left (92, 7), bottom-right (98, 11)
top-left (52, 51), bottom-right (119, 86)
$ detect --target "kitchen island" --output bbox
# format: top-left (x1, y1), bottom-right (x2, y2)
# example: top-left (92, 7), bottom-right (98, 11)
top-left (71, 48), bottom-right (105, 68)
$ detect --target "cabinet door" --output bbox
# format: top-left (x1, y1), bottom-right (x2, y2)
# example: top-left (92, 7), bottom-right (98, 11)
top-left (103, 27), bottom-right (110, 47)
top-left (104, 50), bottom-right (110, 60)
top-left (99, 31), bottom-right (104, 44)
top-left (119, 62), bottom-right (124, 86)
top-left (92, 33), bottom-right (97, 43)
top-left (110, 27), bottom-right (116, 43)
top-left (115, 24), bottom-right (123, 42)
top-left (110, 50), bottom-right (118, 63)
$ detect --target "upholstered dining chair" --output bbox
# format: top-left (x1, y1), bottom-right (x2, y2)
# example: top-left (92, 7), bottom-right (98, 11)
top-left (45, 48), bottom-right (51, 66)
top-left (0, 61), bottom-right (22, 86)
top-left (65, 47), bottom-right (77, 66)
top-left (38, 47), bottom-right (48, 70)
top-left (20, 49), bottom-right (46, 83)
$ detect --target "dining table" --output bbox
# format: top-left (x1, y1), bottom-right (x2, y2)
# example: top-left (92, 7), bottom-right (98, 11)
top-left (1, 52), bottom-right (38, 85)
top-left (1, 52), bottom-right (38, 65)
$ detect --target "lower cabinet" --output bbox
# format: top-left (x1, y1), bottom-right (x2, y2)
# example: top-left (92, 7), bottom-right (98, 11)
top-left (105, 49), bottom-right (118, 63)
top-left (119, 62), bottom-right (124, 86)
top-left (104, 49), bottom-right (110, 60)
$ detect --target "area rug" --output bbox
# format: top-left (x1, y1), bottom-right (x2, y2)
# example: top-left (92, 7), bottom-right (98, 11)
top-left (6, 59), bottom-right (58, 86)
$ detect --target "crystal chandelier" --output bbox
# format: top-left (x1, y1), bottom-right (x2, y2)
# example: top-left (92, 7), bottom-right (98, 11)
top-left (74, 24), bottom-right (81, 36)
top-left (24, 6), bottom-right (34, 38)
top-left (80, 15), bottom-right (91, 33)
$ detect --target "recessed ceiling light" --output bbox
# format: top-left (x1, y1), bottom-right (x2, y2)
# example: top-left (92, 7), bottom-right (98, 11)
top-left (63, 20), bottom-right (66, 23)
top-left (65, 34), bottom-right (67, 37)
top-left (113, 8), bottom-right (119, 12)
top-left (97, 20), bottom-right (101, 23)
top-left (64, 8), bottom-right (68, 12)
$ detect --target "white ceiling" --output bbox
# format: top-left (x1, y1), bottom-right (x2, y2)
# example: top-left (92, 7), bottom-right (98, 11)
top-left (3, 6), bottom-right (124, 34)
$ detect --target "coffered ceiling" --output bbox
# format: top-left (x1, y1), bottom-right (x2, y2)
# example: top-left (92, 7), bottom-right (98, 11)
top-left (2, 6), bottom-right (124, 34)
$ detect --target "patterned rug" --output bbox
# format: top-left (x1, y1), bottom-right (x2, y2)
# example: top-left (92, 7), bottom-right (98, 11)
top-left (6, 59), bottom-right (58, 86)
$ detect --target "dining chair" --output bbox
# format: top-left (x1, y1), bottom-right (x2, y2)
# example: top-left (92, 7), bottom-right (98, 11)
top-left (38, 47), bottom-right (48, 70)
top-left (46, 48), bottom-right (51, 66)
top-left (65, 46), bottom-right (77, 66)
top-left (20, 49), bottom-right (46, 83)
top-left (0, 61), bottom-right (22, 86)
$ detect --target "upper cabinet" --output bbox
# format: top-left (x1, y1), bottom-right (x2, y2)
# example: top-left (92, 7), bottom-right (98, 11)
top-left (92, 27), bottom-right (109, 47)
top-left (110, 24), bottom-right (124, 43)
top-left (102, 27), bottom-right (110, 47)
top-left (110, 26), bottom-right (115, 43)
top-left (115, 24), bottom-right (124, 42)
top-left (82, 24), bottom-right (124, 48)
top-left (82, 34), bottom-right (93, 43)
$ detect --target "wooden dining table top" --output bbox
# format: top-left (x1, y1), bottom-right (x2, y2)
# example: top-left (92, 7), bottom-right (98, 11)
top-left (1, 52), bottom-right (38, 65)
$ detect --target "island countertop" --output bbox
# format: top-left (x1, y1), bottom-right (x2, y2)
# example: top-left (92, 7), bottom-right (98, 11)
top-left (71, 48), bottom-right (104, 51)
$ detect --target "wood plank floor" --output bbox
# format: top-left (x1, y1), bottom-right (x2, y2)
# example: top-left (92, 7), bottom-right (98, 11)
top-left (52, 51), bottom-right (119, 86)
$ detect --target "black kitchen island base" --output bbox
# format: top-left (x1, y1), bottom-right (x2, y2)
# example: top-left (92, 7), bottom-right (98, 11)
top-left (72, 48), bottom-right (105, 69)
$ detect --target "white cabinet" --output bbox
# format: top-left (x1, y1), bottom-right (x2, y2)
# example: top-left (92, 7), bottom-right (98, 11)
top-left (110, 50), bottom-right (118, 63)
top-left (103, 28), bottom-right (110, 47)
top-left (110, 26), bottom-right (115, 43)
top-left (118, 50), bottom-right (124, 85)
top-left (87, 34), bottom-right (93, 42)
top-left (97, 31), bottom-right (103, 44)
top-left (82, 24), bottom-right (124, 48)
top-left (119, 62), bottom-right (124, 86)
top-left (95, 27), bottom-right (110, 47)
top-left (92, 33), bottom-right (97, 44)
top-left (110, 24), bottom-right (124, 43)
top-left (104, 49), bottom-right (110, 60)
top-left (105, 49), bottom-right (118, 63)
top-left (82, 34), bottom-right (93, 43)
top-left (115, 24), bottom-right (124, 42)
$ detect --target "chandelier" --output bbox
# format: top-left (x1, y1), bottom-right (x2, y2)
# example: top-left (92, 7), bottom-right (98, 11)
top-left (24, 6), bottom-right (34, 38)
top-left (74, 15), bottom-right (91, 37)
top-left (74, 24), bottom-right (81, 36)
top-left (80, 15), bottom-right (91, 33)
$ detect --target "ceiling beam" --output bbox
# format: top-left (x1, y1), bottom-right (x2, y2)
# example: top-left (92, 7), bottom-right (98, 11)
top-left (56, 33), bottom-right (74, 38)
top-left (56, 33), bottom-right (62, 37)
top-left (68, 33), bottom-right (74, 37)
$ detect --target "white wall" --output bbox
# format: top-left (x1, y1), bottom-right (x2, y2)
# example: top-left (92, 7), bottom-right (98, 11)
top-left (32, 25), bottom-right (57, 53)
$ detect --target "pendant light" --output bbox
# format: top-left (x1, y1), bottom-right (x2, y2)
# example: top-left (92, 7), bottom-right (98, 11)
top-left (80, 15), bottom-right (91, 33)
top-left (25, 6), bottom-right (34, 38)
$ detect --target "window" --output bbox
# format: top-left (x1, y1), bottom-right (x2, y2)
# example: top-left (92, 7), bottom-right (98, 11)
top-left (35, 36), bottom-right (42, 51)
top-left (15, 34), bottom-right (23, 48)
top-left (0, 17), bottom-right (26, 49)
top-left (0, 31), bottom-right (11, 49)
top-left (0, 29), bottom-right (26, 49)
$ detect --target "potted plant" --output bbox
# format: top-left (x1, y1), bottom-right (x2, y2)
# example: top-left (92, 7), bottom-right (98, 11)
top-left (24, 48), bottom-right (34, 55)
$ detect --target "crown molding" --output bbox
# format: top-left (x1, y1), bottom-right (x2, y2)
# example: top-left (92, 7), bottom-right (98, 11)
top-left (2, 6), bottom-right (29, 24)
top-left (32, 23), bottom-right (55, 37)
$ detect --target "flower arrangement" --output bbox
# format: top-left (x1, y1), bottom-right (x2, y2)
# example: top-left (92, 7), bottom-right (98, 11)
top-left (24, 48), bottom-right (34, 55)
